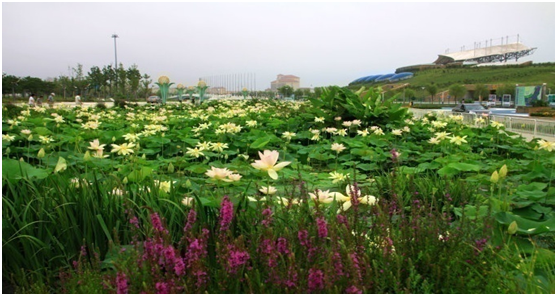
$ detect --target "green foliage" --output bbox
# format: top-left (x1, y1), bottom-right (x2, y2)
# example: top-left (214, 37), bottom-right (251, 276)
top-left (1, 98), bottom-right (554, 293)
top-left (448, 84), bottom-right (467, 102)
top-left (310, 86), bottom-right (410, 127)
top-left (277, 85), bottom-right (294, 97)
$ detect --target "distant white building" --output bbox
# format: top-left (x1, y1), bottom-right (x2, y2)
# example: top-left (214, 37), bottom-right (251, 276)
top-left (270, 74), bottom-right (300, 91)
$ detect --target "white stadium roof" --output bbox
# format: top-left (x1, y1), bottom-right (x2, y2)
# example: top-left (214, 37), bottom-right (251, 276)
top-left (435, 42), bottom-right (536, 64)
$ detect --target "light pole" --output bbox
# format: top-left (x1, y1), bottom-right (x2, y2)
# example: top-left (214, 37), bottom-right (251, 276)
top-left (112, 34), bottom-right (119, 68)
top-left (112, 34), bottom-right (119, 93)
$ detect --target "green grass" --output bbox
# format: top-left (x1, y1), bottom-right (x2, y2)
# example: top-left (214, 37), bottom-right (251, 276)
top-left (352, 63), bottom-right (555, 91)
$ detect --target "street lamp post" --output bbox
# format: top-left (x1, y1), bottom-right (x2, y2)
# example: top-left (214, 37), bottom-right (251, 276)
top-left (112, 34), bottom-right (119, 91)
top-left (112, 34), bottom-right (119, 67)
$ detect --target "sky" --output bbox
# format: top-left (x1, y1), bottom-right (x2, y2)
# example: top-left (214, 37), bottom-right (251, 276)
top-left (2, 2), bottom-right (555, 91)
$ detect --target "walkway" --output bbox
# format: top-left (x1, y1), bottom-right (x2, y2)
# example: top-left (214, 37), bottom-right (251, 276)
top-left (409, 108), bottom-right (555, 142)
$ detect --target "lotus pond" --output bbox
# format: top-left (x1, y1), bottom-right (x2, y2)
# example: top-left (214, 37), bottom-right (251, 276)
top-left (2, 87), bottom-right (555, 293)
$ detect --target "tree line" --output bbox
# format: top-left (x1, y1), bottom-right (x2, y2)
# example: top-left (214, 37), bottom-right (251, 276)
top-left (2, 63), bottom-right (152, 101)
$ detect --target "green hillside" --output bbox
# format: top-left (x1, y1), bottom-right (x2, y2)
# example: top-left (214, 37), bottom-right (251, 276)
top-left (350, 63), bottom-right (555, 94)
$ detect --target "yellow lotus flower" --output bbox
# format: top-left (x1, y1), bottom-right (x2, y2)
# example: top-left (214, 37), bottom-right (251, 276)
top-left (205, 166), bottom-right (233, 182)
top-left (330, 185), bottom-right (378, 213)
top-left (251, 150), bottom-right (291, 180)
top-left (259, 186), bottom-right (277, 195)
top-left (186, 147), bottom-right (205, 158)
top-left (331, 143), bottom-right (346, 153)
top-left (328, 171), bottom-right (348, 184)
top-left (308, 189), bottom-right (335, 204)
top-left (449, 135), bottom-right (468, 146)
top-left (536, 139), bottom-right (555, 152)
top-left (88, 139), bottom-right (106, 151)
top-left (110, 143), bottom-right (135, 155)
top-left (428, 137), bottom-right (441, 145)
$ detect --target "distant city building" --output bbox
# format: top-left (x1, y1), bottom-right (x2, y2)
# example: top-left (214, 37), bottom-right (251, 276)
top-left (207, 87), bottom-right (227, 95)
top-left (271, 74), bottom-right (300, 91)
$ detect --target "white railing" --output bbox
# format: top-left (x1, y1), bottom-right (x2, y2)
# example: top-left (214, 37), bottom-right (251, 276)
top-left (490, 115), bottom-right (555, 138)
top-left (409, 108), bottom-right (555, 139)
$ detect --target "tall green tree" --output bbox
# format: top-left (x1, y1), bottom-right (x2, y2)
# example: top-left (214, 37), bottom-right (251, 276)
top-left (140, 74), bottom-right (152, 98)
top-left (403, 89), bottom-right (415, 102)
top-left (116, 64), bottom-right (127, 96)
top-left (425, 83), bottom-right (438, 103)
top-left (2, 74), bottom-right (21, 99)
top-left (88, 66), bottom-right (107, 98)
top-left (293, 88), bottom-right (304, 99)
top-left (127, 65), bottom-right (142, 100)
top-left (277, 85), bottom-right (294, 98)
top-left (102, 65), bottom-right (116, 97)
top-left (474, 84), bottom-right (489, 102)
top-left (449, 84), bottom-right (467, 104)
top-left (313, 87), bottom-right (323, 100)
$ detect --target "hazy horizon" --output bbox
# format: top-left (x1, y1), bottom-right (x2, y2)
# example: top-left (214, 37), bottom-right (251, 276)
top-left (2, 2), bottom-right (555, 90)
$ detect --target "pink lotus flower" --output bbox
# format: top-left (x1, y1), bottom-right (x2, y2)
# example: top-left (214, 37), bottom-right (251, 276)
top-left (251, 150), bottom-right (291, 180)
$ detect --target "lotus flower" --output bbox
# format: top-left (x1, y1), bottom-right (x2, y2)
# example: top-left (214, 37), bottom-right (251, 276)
top-left (251, 150), bottom-right (291, 180)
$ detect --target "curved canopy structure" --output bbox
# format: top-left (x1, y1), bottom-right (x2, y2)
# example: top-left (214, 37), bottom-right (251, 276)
top-left (374, 73), bottom-right (396, 82)
top-left (389, 72), bottom-right (413, 82)
top-left (434, 43), bottom-right (536, 65)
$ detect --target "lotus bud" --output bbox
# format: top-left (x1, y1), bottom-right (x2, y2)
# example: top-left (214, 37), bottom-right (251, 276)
top-left (168, 162), bottom-right (175, 173)
top-left (19, 157), bottom-right (24, 162)
top-left (28, 134), bottom-right (33, 141)
top-left (112, 136), bottom-right (116, 142)
top-left (499, 165), bottom-right (508, 179)
top-left (84, 151), bottom-right (92, 161)
top-left (122, 177), bottom-right (128, 184)
top-left (54, 156), bottom-right (67, 173)
top-left (508, 221), bottom-right (518, 235)
top-left (490, 171), bottom-right (499, 184)
top-left (158, 76), bottom-right (170, 84)
top-left (5, 147), bottom-right (10, 154)
top-left (142, 154), bottom-right (146, 159)
top-left (185, 179), bottom-right (192, 188)
top-left (37, 148), bottom-right (45, 158)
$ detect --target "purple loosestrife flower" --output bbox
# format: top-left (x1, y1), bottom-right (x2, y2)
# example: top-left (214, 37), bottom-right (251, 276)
top-left (316, 217), bottom-right (328, 238)
top-left (150, 212), bottom-right (168, 234)
top-left (116, 272), bottom-right (128, 294)
top-left (350, 253), bottom-right (363, 284)
top-left (337, 214), bottom-right (349, 229)
top-left (184, 209), bottom-right (197, 233)
top-left (285, 266), bottom-right (298, 289)
top-left (345, 285), bottom-right (363, 294)
top-left (298, 230), bottom-right (310, 247)
top-left (174, 257), bottom-right (186, 276)
top-left (155, 282), bottom-right (170, 294)
top-left (129, 216), bottom-right (140, 229)
top-left (308, 268), bottom-right (325, 292)
top-left (390, 148), bottom-right (400, 162)
top-left (261, 207), bottom-right (273, 227)
top-left (276, 237), bottom-right (290, 255)
top-left (259, 238), bottom-right (274, 255)
top-left (333, 251), bottom-right (344, 277)
top-left (226, 246), bottom-right (250, 274)
top-left (219, 195), bottom-right (234, 232)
